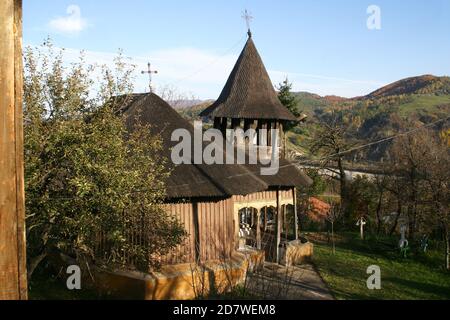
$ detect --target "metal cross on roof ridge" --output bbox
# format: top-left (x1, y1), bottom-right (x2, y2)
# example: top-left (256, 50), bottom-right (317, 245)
top-left (242, 9), bottom-right (253, 37)
top-left (141, 62), bottom-right (158, 93)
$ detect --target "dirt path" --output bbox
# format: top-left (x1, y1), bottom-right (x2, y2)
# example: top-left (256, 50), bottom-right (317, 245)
top-left (246, 262), bottom-right (334, 300)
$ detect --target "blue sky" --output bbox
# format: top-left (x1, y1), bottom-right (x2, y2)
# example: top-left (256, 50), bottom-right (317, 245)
top-left (23, 0), bottom-right (450, 99)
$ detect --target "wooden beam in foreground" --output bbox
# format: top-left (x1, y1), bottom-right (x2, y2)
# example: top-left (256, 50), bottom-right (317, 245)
top-left (0, 0), bottom-right (27, 300)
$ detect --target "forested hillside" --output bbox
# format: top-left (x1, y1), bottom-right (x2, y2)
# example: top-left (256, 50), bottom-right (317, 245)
top-left (177, 75), bottom-right (450, 161)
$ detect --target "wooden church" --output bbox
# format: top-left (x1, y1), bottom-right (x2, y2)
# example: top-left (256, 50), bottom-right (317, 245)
top-left (104, 31), bottom-right (313, 299)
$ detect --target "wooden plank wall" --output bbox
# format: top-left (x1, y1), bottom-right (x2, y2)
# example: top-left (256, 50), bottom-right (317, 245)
top-left (197, 199), bottom-right (234, 262)
top-left (163, 198), bottom-right (234, 264)
top-left (0, 0), bottom-right (27, 300)
top-left (162, 203), bottom-right (196, 264)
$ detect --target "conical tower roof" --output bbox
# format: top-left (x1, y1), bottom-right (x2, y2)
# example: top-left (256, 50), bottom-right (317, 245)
top-left (201, 36), bottom-right (297, 121)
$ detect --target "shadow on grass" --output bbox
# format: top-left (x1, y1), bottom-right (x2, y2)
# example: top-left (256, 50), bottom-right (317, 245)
top-left (386, 277), bottom-right (450, 299)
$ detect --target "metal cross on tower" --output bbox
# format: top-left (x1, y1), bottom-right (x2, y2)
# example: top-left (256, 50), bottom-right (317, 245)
top-left (141, 62), bottom-right (158, 93)
top-left (242, 9), bottom-right (253, 37)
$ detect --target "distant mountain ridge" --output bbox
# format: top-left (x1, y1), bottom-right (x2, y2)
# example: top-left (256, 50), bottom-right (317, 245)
top-left (169, 99), bottom-right (213, 109)
top-left (175, 74), bottom-right (450, 162)
top-left (172, 75), bottom-right (450, 112)
top-left (294, 75), bottom-right (450, 102)
top-left (361, 75), bottom-right (450, 99)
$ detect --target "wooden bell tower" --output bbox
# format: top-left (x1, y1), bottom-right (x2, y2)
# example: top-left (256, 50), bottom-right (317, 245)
top-left (200, 32), bottom-right (298, 159)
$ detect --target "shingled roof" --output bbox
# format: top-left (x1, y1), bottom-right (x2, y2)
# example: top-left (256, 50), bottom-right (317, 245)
top-left (116, 93), bottom-right (268, 199)
top-left (116, 93), bottom-right (311, 199)
top-left (200, 36), bottom-right (297, 121)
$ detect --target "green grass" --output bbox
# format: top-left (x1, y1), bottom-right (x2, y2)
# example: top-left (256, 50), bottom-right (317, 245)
top-left (312, 233), bottom-right (450, 300)
top-left (28, 273), bottom-right (100, 300)
top-left (397, 94), bottom-right (450, 116)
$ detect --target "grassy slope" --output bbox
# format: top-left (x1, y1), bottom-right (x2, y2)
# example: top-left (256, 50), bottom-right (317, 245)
top-left (311, 233), bottom-right (450, 300)
top-left (397, 94), bottom-right (450, 116)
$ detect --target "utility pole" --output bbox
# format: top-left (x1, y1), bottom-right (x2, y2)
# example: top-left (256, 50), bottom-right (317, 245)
top-left (141, 62), bottom-right (158, 93)
top-left (0, 0), bottom-right (27, 300)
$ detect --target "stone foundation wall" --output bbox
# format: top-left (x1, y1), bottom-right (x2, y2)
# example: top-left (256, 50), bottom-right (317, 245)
top-left (90, 249), bottom-right (265, 300)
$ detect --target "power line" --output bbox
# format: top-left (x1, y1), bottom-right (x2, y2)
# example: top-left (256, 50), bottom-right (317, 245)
top-left (306, 115), bottom-right (450, 163)
top-left (226, 115), bottom-right (450, 179)
top-left (167, 35), bottom-right (246, 88)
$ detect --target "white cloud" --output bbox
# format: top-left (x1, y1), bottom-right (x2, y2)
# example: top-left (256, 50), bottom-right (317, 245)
top-left (28, 42), bottom-right (386, 99)
top-left (60, 46), bottom-right (240, 98)
top-left (48, 5), bottom-right (88, 35)
top-left (135, 47), bottom-right (238, 97)
top-left (269, 71), bottom-right (386, 98)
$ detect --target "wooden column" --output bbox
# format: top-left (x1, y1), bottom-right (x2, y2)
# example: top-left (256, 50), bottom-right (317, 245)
top-left (243, 119), bottom-right (251, 132)
top-left (263, 207), bottom-right (268, 231)
top-left (259, 120), bottom-right (268, 146)
top-left (293, 187), bottom-right (299, 240)
top-left (279, 121), bottom-right (285, 159)
top-left (276, 189), bottom-right (282, 264)
top-left (0, 0), bottom-right (27, 300)
top-left (284, 205), bottom-right (288, 241)
top-left (256, 209), bottom-right (261, 250)
top-left (231, 118), bottom-right (241, 130)
top-left (213, 117), bottom-right (221, 130)
top-left (220, 117), bottom-right (228, 136)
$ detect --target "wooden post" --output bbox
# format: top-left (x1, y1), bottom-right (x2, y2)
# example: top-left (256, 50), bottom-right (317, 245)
top-left (263, 207), bottom-right (268, 231)
top-left (231, 118), bottom-right (241, 130)
top-left (276, 189), bottom-right (282, 264)
top-left (220, 117), bottom-right (228, 136)
top-left (267, 120), bottom-right (272, 146)
top-left (279, 121), bottom-right (285, 159)
top-left (284, 205), bottom-right (288, 240)
top-left (259, 120), bottom-right (268, 146)
top-left (256, 209), bottom-right (261, 250)
top-left (0, 0), bottom-right (27, 300)
top-left (293, 187), bottom-right (299, 240)
top-left (213, 117), bottom-right (221, 130)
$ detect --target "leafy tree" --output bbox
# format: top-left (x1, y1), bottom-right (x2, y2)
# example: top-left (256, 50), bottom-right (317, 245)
top-left (297, 169), bottom-right (327, 231)
top-left (277, 77), bottom-right (300, 131)
top-left (23, 40), bottom-right (186, 279)
top-left (347, 176), bottom-right (384, 235)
